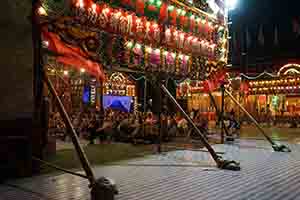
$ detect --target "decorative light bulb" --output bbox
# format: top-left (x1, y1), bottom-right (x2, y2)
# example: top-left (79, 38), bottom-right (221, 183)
top-left (155, 49), bottom-right (160, 54)
top-left (38, 7), bottom-right (47, 15)
top-left (80, 68), bottom-right (85, 73)
top-left (166, 29), bottom-right (171, 35)
top-left (196, 18), bottom-right (201, 22)
top-left (103, 8), bottom-right (110, 13)
top-left (177, 9), bottom-right (182, 15)
top-left (168, 5), bottom-right (174, 11)
top-left (156, 0), bottom-right (162, 6)
top-left (126, 41), bottom-right (133, 48)
top-left (116, 11), bottom-right (122, 17)
top-left (64, 70), bottom-right (69, 76)
top-left (146, 46), bottom-right (152, 53)
top-left (79, 0), bottom-right (84, 8)
top-left (163, 51), bottom-right (168, 56)
top-left (201, 19), bottom-right (206, 24)
top-left (171, 53), bottom-right (176, 58)
top-left (180, 33), bottom-right (185, 39)
top-left (136, 43), bottom-right (141, 49)
top-left (92, 4), bottom-right (97, 13)
top-left (181, 10), bottom-right (186, 15)
top-left (190, 15), bottom-right (195, 20)
top-left (42, 40), bottom-right (49, 48)
top-left (149, 0), bottom-right (155, 4)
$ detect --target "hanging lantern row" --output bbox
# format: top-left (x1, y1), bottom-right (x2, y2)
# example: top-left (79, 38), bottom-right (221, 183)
top-left (249, 78), bottom-right (300, 87)
top-left (76, 0), bottom-right (223, 28)
top-left (176, 80), bottom-right (207, 97)
top-left (125, 40), bottom-right (192, 76)
top-left (123, 39), bottom-right (220, 79)
top-left (248, 86), bottom-right (300, 95)
top-left (72, 0), bottom-right (226, 59)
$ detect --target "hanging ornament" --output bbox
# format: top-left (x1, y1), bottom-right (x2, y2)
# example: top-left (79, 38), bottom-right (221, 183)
top-left (152, 22), bottom-right (161, 44)
top-left (135, 17), bottom-right (145, 42)
top-left (194, 17), bottom-right (200, 34)
top-left (181, 55), bottom-right (189, 76)
top-left (119, 12), bottom-right (129, 35)
top-left (165, 28), bottom-right (172, 46)
top-left (87, 3), bottom-right (98, 24)
top-left (159, 1), bottom-right (168, 23)
top-left (126, 14), bottom-right (133, 36)
top-left (166, 51), bottom-right (175, 73)
top-left (136, 0), bottom-right (145, 15)
top-left (144, 21), bottom-right (152, 41)
top-left (98, 6), bottom-right (111, 30)
top-left (124, 41), bottom-right (132, 64)
top-left (110, 10), bottom-right (122, 33)
top-left (169, 6), bottom-right (177, 25)
top-left (178, 32), bottom-right (185, 50)
top-left (191, 37), bottom-right (198, 54)
top-left (179, 9), bottom-right (187, 29)
top-left (189, 13), bottom-right (195, 33)
top-left (132, 43), bottom-right (144, 66)
top-left (175, 53), bottom-right (180, 75)
top-left (147, 0), bottom-right (158, 16)
top-left (161, 49), bottom-right (166, 71)
top-left (149, 48), bottom-right (160, 71)
top-left (184, 35), bottom-right (193, 52)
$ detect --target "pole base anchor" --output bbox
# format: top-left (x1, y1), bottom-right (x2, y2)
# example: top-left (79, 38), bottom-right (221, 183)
top-left (91, 177), bottom-right (118, 200)
top-left (272, 144), bottom-right (291, 152)
top-left (218, 158), bottom-right (241, 171)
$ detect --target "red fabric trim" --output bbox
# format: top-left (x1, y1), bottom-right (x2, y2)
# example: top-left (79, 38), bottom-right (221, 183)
top-left (42, 28), bottom-right (105, 80)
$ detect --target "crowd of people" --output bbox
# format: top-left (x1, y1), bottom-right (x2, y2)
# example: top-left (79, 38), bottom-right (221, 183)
top-left (48, 108), bottom-right (213, 144)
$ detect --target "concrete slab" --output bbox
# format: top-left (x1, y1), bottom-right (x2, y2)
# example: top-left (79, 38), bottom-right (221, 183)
top-left (1, 140), bottom-right (300, 200)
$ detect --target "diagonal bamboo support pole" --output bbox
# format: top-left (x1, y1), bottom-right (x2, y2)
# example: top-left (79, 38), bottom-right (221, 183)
top-left (161, 84), bottom-right (240, 170)
top-left (44, 73), bottom-right (118, 199)
top-left (225, 89), bottom-right (291, 152)
top-left (208, 91), bottom-right (229, 143)
top-left (44, 72), bottom-right (96, 185)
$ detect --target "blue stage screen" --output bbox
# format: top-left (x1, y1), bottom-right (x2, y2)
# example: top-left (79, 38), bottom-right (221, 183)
top-left (103, 95), bottom-right (132, 112)
top-left (82, 86), bottom-right (90, 104)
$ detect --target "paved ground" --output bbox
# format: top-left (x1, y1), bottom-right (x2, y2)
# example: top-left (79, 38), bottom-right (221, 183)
top-left (1, 139), bottom-right (300, 200)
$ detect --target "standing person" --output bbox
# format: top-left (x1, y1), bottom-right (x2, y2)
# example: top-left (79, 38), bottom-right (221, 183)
top-left (266, 104), bottom-right (272, 127)
top-left (97, 119), bottom-right (113, 144)
top-left (88, 117), bottom-right (97, 145)
top-left (72, 115), bottom-right (80, 138)
top-left (168, 115), bottom-right (177, 138)
top-left (160, 112), bottom-right (169, 141)
top-left (228, 109), bottom-right (236, 134)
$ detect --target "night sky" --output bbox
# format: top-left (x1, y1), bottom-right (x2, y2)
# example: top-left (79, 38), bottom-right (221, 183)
top-left (229, 0), bottom-right (300, 70)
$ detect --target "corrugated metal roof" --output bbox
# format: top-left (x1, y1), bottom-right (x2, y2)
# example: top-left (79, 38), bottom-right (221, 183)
top-left (1, 140), bottom-right (300, 200)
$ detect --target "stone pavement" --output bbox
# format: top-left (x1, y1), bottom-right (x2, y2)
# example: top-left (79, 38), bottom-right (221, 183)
top-left (1, 139), bottom-right (300, 200)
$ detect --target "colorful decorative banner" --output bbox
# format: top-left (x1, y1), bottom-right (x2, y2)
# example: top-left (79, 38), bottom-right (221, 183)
top-left (42, 27), bottom-right (105, 80)
top-left (72, 1), bottom-right (220, 58)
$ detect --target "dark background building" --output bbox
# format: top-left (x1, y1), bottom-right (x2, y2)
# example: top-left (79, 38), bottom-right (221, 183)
top-left (229, 0), bottom-right (300, 73)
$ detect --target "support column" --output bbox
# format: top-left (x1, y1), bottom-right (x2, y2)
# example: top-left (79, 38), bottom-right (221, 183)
top-left (162, 85), bottom-right (240, 171)
top-left (225, 89), bottom-right (291, 152)
top-left (143, 77), bottom-right (147, 113)
top-left (220, 85), bottom-right (225, 143)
